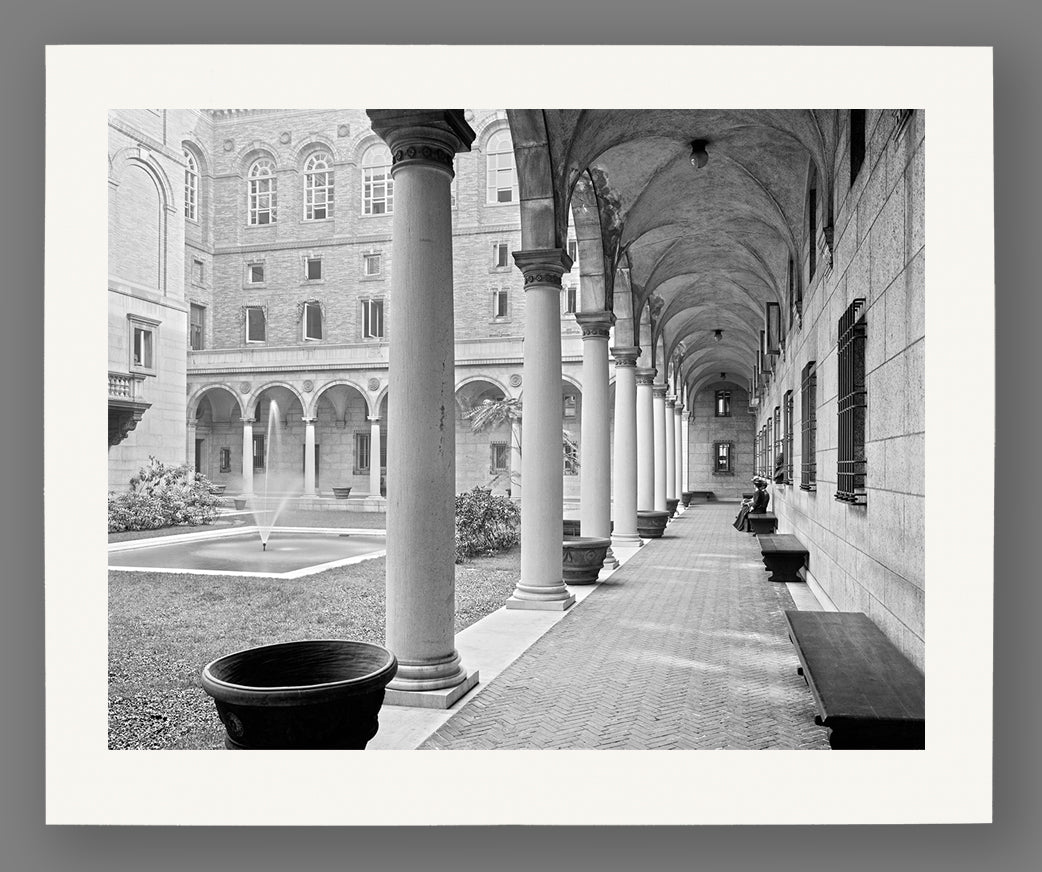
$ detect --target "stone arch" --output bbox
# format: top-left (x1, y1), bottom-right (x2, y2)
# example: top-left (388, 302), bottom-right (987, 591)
top-left (243, 380), bottom-right (305, 420)
top-left (187, 383), bottom-right (242, 421)
top-left (506, 109), bottom-right (567, 251)
top-left (455, 373), bottom-right (512, 400)
top-left (309, 378), bottom-right (369, 419)
top-left (108, 146), bottom-right (175, 205)
top-left (236, 142), bottom-right (281, 176)
top-left (293, 134), bottom-right (341, 168)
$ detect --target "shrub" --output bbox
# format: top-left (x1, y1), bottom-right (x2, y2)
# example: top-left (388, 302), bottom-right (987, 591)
top-left (454, 486), bottom-right (521, 563)
top-left (108, 456), bottom-right (222, 533)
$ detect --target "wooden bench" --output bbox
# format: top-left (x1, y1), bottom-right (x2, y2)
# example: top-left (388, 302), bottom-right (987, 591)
top-left (746, 512), bottom-right (777, 534)
top-left (688, 490), bottom-right (715, 502)
top-left (783, 610), bottom-right (925, 750)
top-left (758, 534), bottom-right (809, 582)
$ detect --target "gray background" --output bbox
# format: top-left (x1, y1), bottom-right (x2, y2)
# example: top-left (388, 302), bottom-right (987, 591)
top-left (2, 0), bottom-right (1035, 867)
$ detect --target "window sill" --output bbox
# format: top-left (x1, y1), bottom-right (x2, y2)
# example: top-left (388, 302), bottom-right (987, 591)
top-left (302, 217), bottom-right (333, 224)
top-left (712, 471), bottom-right (735, 477)
top-left (361, 274), bottom-right (384, 281)
top-left (360, 212), bottom-right (392, 219)
top-left (246, 223), bottom-right (277, 229)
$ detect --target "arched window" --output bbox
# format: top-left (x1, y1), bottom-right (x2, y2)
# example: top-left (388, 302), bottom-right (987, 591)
top-left (248, 157), bottom-right (277, 225)
top-left (486, 130), bottom-right (517, 204)
top-left (183, 149), bottom-right (198, 221)
top-left (303, 151), bottom-right (334, 220)
top-left (362, 144), bottom-right (393, 215)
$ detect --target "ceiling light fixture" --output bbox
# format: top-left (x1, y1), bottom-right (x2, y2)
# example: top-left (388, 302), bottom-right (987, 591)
top-left (713, 329), bottom-right (723, 342)
top-left (690, 139), bottom-right (709, 169)
top-left (720, 372), bottom-right (727, 380)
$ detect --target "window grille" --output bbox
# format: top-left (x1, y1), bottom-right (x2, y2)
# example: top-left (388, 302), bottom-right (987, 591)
top-left (248, 158), bottom-right (277, 225)
top-left (486, 130), bottom-right (517, 203)
top-left (784, 390), bottom-right (794, 484)
top-left (304, 151), bottom-right (334, 220)
top-left (362, 145), bottom-right (393, 215)
top-left (184, 149), bottom-right (198, 221)
top-left (836, 299), bottom-right (867, 503)
top-left (800, 361), bottom-right (817, 490)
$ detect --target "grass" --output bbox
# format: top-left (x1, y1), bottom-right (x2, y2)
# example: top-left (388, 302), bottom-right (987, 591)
top-left (108, 507), bottom-right (388, 542)
top-left (108, 541), bottom-right (519, 750)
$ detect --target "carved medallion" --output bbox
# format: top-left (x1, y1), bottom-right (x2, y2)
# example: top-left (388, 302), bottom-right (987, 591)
top-left (279, 131), bottom-right (291, 145)
top-left (337, 123), bottom-right (350, 138)
top-left (508, 373), bottom-right (522, 388)
top-left (367, 377), bottom-right (380, 392)
top-left (223, 139), bottom-right (234, 152)
top-left (302, 379), bottom-right (314, 393)
top-left (239, 382), bottom-right (252, 393)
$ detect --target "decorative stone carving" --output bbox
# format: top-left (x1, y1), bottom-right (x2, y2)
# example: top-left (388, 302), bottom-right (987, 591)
top-left (367, 377), bottom-right (380, 392)
top-left (575, 310), bottom-right (615, 339)
top-left (635, 367), bottom-right (657, 386)
top-left (302, 379), bottom-right (314, 393)
top-left (279, 131), bottom-right (291, 144)
top-left (223, 139), bottom-right (234, 152)
top-left (513, 249), bottom-right (572, 290)
top-left (239, 382), bottom-right (252, 393)
top-left (652, 383), bottom-right (668, 399)
top-left (508, 373), bottom-right (522, 388)
top-left (611, 346), bottom-right (641, 368)
top-left (337, 123), bottom-right (350, 138)
top-left (391, 144), bottom-right (455, 171)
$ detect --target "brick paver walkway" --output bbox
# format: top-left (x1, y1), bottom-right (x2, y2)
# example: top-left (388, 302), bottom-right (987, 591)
top-left (422, 503), bottom-right (830, 750)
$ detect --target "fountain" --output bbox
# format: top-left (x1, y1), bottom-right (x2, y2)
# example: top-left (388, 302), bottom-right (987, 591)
top-left (251, 398), bottom-right (301, 551)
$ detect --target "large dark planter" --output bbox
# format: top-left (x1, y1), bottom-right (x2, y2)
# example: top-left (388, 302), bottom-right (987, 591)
top-left (666, 497), bottom-right (680, 518)
top-left (201, 639), bottom-right (398, 750)
top-left (562, 536), bottom-right (612, 584)
top-left (210, 484), bottom-right (227, 496)
top-left (331, 486), bottom-right (353, 500)
top-left (681, 491), bottom-right (694, 507)
top-left (636, 510), bottom-right (670, 539)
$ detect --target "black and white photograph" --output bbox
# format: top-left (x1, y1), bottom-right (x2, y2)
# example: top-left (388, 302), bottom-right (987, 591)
top-left (44, 45), bottom-right (993, 826)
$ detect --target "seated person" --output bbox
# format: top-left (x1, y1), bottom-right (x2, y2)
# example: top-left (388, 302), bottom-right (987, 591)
top-left (734, 476), bottom-right (770, 531)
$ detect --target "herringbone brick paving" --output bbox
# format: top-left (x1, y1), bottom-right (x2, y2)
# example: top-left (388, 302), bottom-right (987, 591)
top-left (422, 503), bottom-right (830, 750)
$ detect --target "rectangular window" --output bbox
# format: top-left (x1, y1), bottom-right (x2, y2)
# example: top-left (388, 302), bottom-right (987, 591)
top-left (773, 406), bottom-right (783, 480)
top-left (363, 253), bottom-right (382, 277)
top-left (303, 301), bottom-right (322, 341)
top-left (248, 263), bottom-right (265, 284)
top-left (837, 299), bottom-right (867, 503)
top-left (567, 238), bottom-right (578, 264)
top-left (193, 259), bottom-right (204, 285)
top-left (563, 285), bottom-right (577, 315)
top-left (491, 289), bottom-right (509, 320)
top-left (252, 434), bottom-right (265, 471)
top-left (363, 167), bottom-right (393, 215)
top-left (305, 257), bottom-right (322, 281)
top-left (245, 306), bottom-right (266, 343)
top-left (248, 179), bottom-right (276, 225)
top-left (715, 390), bottom-right (731, 417)
top-left (784, 390), bottom-right (794, 484)
top-left (850, 109), bottom-right (867, 185)
top-left (355, 432), bottom-right (371, 472)
top-left (219, 447), bottom-right (231, 473)
top-left (766, 301), bottom-right (781, 353)
top-left (714, 442), bottom-right (733, 474)
top-left (808, 185), bottom-right (818, 280)
top-left (766, 417), bottom-right (774, 480)
top-left (189, 303), bottom-right (205, 351)
top-left (362, 299), bottom-right (384, 339)
top-left (490, 441), bottom-right (509, 472)
top-left (801, 361), bottom-right (818, 490)
top-left (563, 395), bottom-right (577, 418)
top-left (133, 326), bottom-right (153, 370)
top-left (492, 242), bottom-right (510, 269)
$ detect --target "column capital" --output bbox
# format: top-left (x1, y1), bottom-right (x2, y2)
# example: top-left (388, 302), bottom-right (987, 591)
top-left (513, 249), bottom-right (573, 289)
top-left (301, 416), bottom-right (317, 425)
top-left (611, 345), bottom-right (641, 367)
top-left (665, 397), bottom-right (676, 409)
top-left (574, 309), bottom-right (615, 339)
top-left (652, 383), bottom-right (668, 399)
top-left (635, 367), bottom-right (657, 386)
top-left (241, 418), bottom-right (256, 427)
top-left (674, 403), bottom-right (686, 415)
top-left (367, 110), bottom-right (476, 175)
top-left (367, 416), bottom-right (381, 423)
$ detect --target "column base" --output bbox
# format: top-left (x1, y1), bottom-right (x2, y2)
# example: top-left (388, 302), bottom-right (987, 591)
top-left (505, 593), bottom-right (576, 611)
top-left (612, 533), bottom-right (644, 549)
top-left (603, 546), bottom-right (620, 570)
top-left (384, 670), bottom-right (479, 710)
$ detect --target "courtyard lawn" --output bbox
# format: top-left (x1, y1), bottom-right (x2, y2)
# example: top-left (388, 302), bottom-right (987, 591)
top-left (108, 547), bottom-right (519, 750)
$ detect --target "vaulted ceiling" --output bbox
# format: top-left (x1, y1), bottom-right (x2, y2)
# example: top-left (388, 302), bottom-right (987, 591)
top-left (507, 109), bottom-right (842, 400)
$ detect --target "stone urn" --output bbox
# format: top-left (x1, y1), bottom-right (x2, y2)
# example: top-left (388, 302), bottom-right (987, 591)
top-left (210, 484), bottom-right (227, 496)
top-left (201, 639), bottom-right (398, 750)
top-left (666, 497), bottom-right (680, 518)
top-left (233, 497), bottom-right (248, 511)
top-left (332, 486), bottom-right (352, 500)
top-left (681, 491), bottom-right (694, 507)
top-left (636, 510), bottom-right (670, 539)
top-left (562, 536), bottom-right (612, 585)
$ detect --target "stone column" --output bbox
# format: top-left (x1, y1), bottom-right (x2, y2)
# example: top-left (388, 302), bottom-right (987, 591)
top-left (186, 419), bottom-right (197, 471)
top-left (367, 110), bottom-right (477, 706)
top-left (576, 310), bottom-right (615, 566)
top-left (664, 397), bottom-right (676, 502)
top-left (241, 418), bottom-right (254, 494)
top-left (683, 410), bottom-right (691, 492)
top-left (302, 417), bottom-right (317, 494)
top-left (507, 248), bottom-right (575, 612)
top-left (652, 383), bottom-right (668, 511)
top-left (675, 403), bottom-right (686, 498)
top-left (635, 367), bottom-right (657, 511)
top-left (368, 416), bottom-right (382, 498)
top-left (509, 416), bottom-right (523, 502)
top-left (611, 347), bottom-right (642, 547)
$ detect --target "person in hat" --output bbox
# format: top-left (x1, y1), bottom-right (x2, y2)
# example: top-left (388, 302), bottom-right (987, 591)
top-left (733, 475), bottom-right (770, 531)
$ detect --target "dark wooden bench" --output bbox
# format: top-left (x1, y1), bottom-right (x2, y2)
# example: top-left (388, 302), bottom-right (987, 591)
top-left (783, 610), bottom-right (925, 750)
top-left (758, 534), bottom-right (809, 582)
top-left (746, 512), bottom-right (777, 534)
top-left (688, 490), bottom-right (715, 502)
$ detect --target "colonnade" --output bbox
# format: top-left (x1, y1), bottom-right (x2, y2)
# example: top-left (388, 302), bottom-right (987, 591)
top-left (364, 109), bottom-right (692, 708)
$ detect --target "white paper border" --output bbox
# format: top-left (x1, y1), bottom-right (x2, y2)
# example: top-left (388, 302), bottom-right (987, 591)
top-left (45, 45), bottom-right (994, 825)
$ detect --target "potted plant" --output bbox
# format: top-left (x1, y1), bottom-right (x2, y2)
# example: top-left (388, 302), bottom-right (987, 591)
top-left (233, 496), bottom-right (248, 511)
top-left (681, 491), bottom-right (694, 507)
top-left (201, 639), bottom-right (398, 750)
top-left (636, 510), bottom-right (670, 539)
top-left (666, 497), bottom-right (680, 518)
top-left (331, 486), bottom-right (353, 500)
